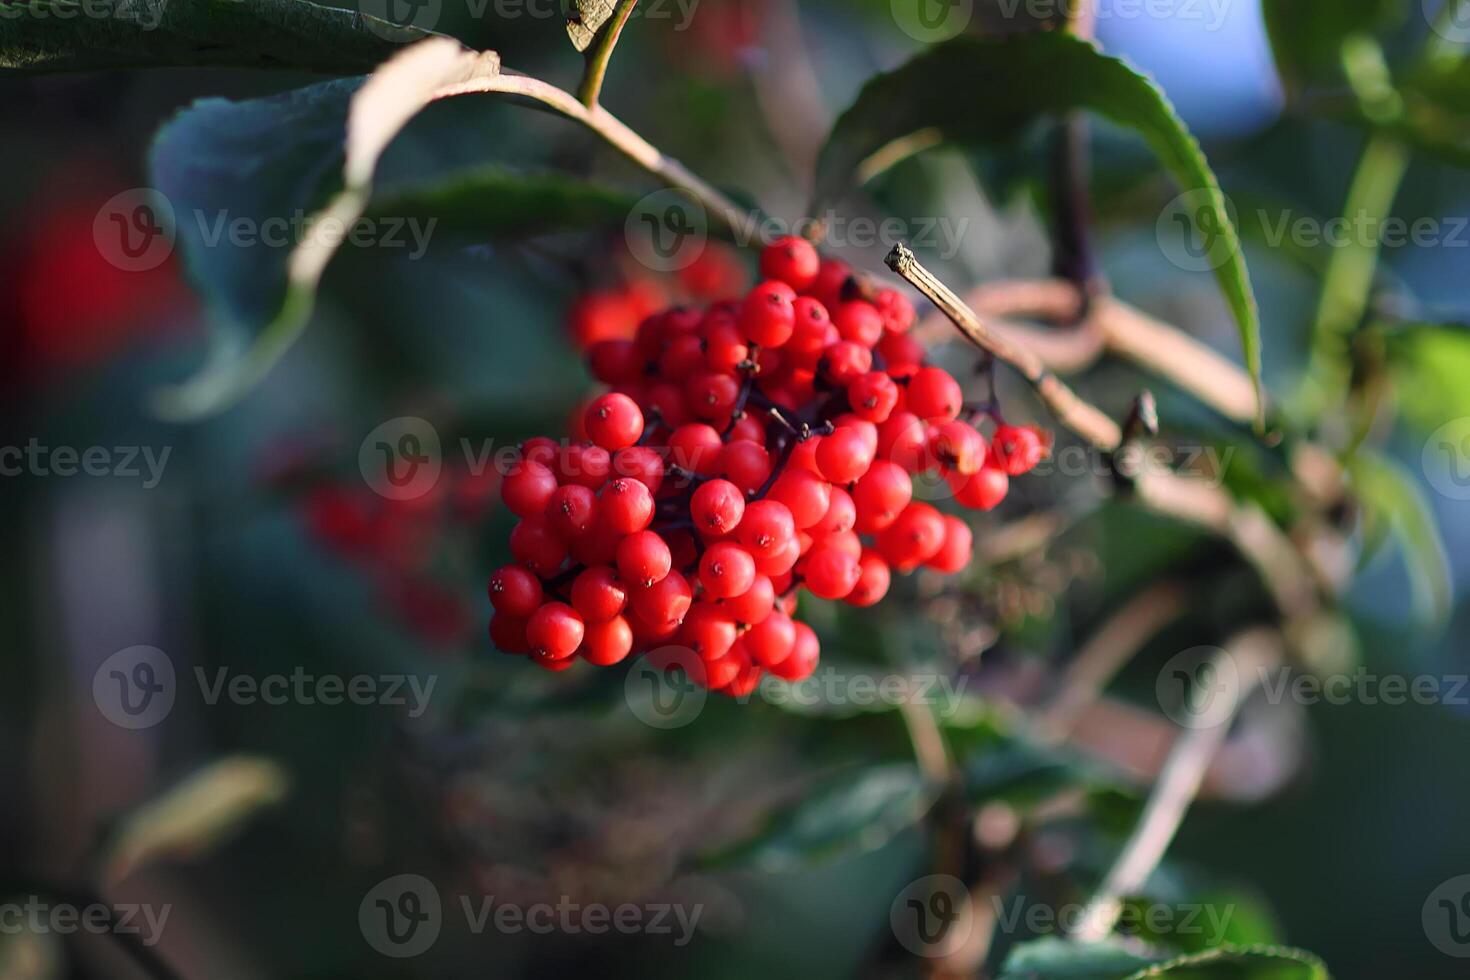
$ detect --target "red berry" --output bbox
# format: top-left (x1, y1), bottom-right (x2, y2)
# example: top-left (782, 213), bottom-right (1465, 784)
top-left (581, 615), bottom-right (634, 665)
top-left (877, 329), bottom-right (925, 367)
top-left (571, 565), bottom-right (627, 622)
top-left (668, 423), bottom-right (723, 475)
top-left (833, 300), bottom-right (884, 347)
top-left (759, 236), bottom-right (820, 291)
top-left (802, 544), bottom-right (861, 600)
top-left (745, 612), bottom-right (796, 667)
top-left (617, 529), bottom-right (673, 586)
top-left (699, 541), bottom-right (757, 599)
top-left (559, 443), bottom-right (612, 489)
top-left (875, 288), bottom-right (916, 333)
top-left (680, 602), bottom-right (739, 661)
top-left (738, 499), bottom-right (796, 558)
top-left (740, 280), bottom-right (797, 347)
top-left (715, 440), bottom-right (771, 493)
top-left (509, 517), bottom-right (567, 576)
top-left (846, 371), bottom-right (900, 423)
top-left (930, 420), bottom-right (986, 475)
top-left (612, 446), bottom-right (665, 494)
top-left (822, 341), bottom-right (873, 384)
top-left (927, 516), bottom-right (973, 574)
top-left (852, 460), bottom-right (913, 533)
top-left (691, 478), bottom-right (746, 535)
top-left (546, 483), bottom-right (597, 539)
top-left (598, 477), bottom-right (655, 534)
top-left (953, 465), bottom-right (1009, 510)
top-left (906, 366), bottom-right (964, 422)
top-left (520, 436), bottom-right (558, 467)
top-left (809, 258), bottom-right (851, 310)
top-left (704, 322), bottom-right (749, 372)
top-left (768, 622), bottom-right (819, 681)
top-left (526, 602), bottom-right (584, 660)
top-left (811, 486), bottom-right (857, 536)
top-left (721, 573), bottom-right (775, 625)
top-left (847, 551), bottom-right (891, 607)
top-left (686, 372), bottom-right (741, 423)
top-left (502, 460), bottom-right (559, 519)
top-left (815, 425), bottom-right (876, 485)
top-left (767, 467), bottom-right (832, 529)
top-left (488, 565), bottom-right (543, 617)
top-left (588, 340), bottom-right (642, 385)
top-left (876, 502), bottom-right (947, 571)
top-left (789, 297), bottom-right (832, 352)
top-left (631, 569), bottom-right (693, 627)
top-left (992, 424), bottom-right (1045, 475)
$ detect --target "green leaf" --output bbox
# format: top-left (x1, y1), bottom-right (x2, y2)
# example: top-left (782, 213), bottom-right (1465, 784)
top-left (1260, 0), bottom-right (1407, 94)
top-left (812, 33), bottom-right (1263, 429)
top-left (998, 939), bottom-right (1329, 980)
top-left (699, 763), bottom-right (937, 873)
top-left (1387, 323), bottom-right (1470, 431)
top-left (147, 39), bottom-right (630, 418)
top-left (1348, 449), bottom-right (1452, 624)
top-left (365, 166), bottom-right (639, 241)
top-left (0, 0), bottom-right (437, 74)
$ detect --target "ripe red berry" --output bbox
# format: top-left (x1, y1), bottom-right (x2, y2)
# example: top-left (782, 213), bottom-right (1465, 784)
top-left (930, 420), bottom-right (986, 475)
top-left (559, 443), bottom-right (612, 489)
top-left (906, 366), bottom-right (964, 422)
top-left (816, 425), bottom-right (876, 485)
top-left (802, 544), bottom-right (861, 600)
top-left (668, 423), bottom-right (723, 475)
top-left (833, 300), bottom-right (884, 347)
top-left (571, 565), bottom-right (627, 622)
top-left (686, 372), bottom-right (741, 423)
top-left (680, 602), bottom-right (739, 660)
top-left (953, 465), bottom-right (1009, 510)
top-left (588, 340), bottom-right (642, 385)
top-left (617, 529), bottom-right (673, 586)
top-left (759, 236), bottom-right (820, 291)
top-left (721, 573), bottom-right (775, 625)
top-left (876, 502), bottom-right (947, 571)
top-left (991, 424), bottom-right (1045, 475)
top-left (502, 460), bottom-right (559, 519)
top-left (612, 445), bottom-right (665, 493)
top-left (767, 467), bottom-right (832, 529)
top-left (526, 602), bottom-right (584, 660)
top-left (699, 541), bottom-right (758, 599)
top-left (822, 341), bottom-right (873, 384)
top-left (846, 371), bottom-right (900, 423)
top-left (847, 551), bottom-right (891, 607)
top-left (581, 615), bottom-right (634, 665)
top-left (811, 486), bottom-right (857, 536)
top-left (789, 296), bottom-right (832, 352)
top-left (691, 478), bottom-right (746, 535)
top-left (509, 517), bottom-right (567, 576)
top-left (927, 516), bottom-right (973, 574)
top-left (852, 460), bottom-right (913, 533)
top-left (546, 483), bottom-right (597, 538)
top-left (520, 436), bottom-right (558, 467)
top-left (875, 287), bottom-right (916, 333)
top-left (631, 569), bottom-right (693, 627)
top-left (598, 477), bottom-right (655, 534)
top-left (704, 322), bottom-right (750, 372)
top-left (738, 499), bottom-right (797, 558)
top-left (740, 280), bottom-right (797, 347)
top-left (768, 621), bottom-right (819, 681)
top-left (717, 439), bottom-right (772, 493)
top-left (745, 612), bottom-right (796, 667)
top-left (488, 565), bottom-right (543, 617)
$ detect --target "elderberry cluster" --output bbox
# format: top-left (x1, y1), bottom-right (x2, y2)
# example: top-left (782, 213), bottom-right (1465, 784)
top-left (488, 236), bottom-right (1045, 695)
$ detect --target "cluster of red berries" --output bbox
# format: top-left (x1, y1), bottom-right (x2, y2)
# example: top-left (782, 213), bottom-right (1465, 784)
top-left (489, 236), bottom-right (1046, 695)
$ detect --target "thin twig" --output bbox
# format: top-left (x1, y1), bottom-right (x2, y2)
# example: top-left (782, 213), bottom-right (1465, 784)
top-left (575, 0), bottom-right (640, 108)
top-left (885, 243), bottom-right (1123, 451)
top-left (1072, 628), bottom-right (1279, 943)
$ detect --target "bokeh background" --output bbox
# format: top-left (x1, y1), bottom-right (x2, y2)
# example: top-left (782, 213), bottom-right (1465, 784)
top-left (3, 0), bottom-right (1470, 976)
